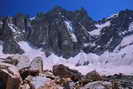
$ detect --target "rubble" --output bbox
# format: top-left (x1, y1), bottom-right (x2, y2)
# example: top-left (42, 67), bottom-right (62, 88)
top-left (80, 81), bottom-right (112, 89)
top-left (0, 57), bottom-right (133, 89)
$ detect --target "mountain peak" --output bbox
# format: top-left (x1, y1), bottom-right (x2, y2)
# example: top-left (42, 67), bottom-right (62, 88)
top-left (0, 7), bottom-right (133, 58)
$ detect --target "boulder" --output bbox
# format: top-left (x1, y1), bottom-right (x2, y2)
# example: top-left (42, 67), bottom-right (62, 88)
top-left (29, 56), bottom-right (43, 73)
top-left (19, 67), bottom-right (39, 80)
top-left (85, 71), bottom-right (102, 81)
top-left (77, 71), bottom-right (103, 87)
top-left (53, 64), bottom-right (82, 81)
top-left (19, 56), bottom-right (43, 80)
top-left (0, 62), bottom-right (21, 89)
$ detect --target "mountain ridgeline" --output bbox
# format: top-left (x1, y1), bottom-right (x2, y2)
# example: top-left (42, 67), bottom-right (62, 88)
top-left (0, 6), bottom-right (133, 58)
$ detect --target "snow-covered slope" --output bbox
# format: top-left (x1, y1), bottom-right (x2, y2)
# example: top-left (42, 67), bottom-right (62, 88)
top-left (10, 33), bottom-right (133, 75)
top-left (0, 8), bottom-right (133, 76)
top-left (0, 35), bottom-right (133, 75)
top-left (88, 21), bottom-right (111, 35)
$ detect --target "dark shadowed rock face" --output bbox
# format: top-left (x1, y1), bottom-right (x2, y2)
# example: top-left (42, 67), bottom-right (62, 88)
top-left (28, 6), bottom-right (96, 58)
top-left (3, 39), bottom-right (24, 54)
top-left (0, 7), bottom-right (133, 58)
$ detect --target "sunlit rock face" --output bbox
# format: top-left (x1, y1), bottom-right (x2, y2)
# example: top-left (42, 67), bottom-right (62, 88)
top-left (0, 7), bottom-right (133, 58)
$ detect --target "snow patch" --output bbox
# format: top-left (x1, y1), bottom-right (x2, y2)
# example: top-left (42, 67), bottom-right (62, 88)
top-left (95, 21), bottom-right (111, 29)
top-left (30, 17), bottom-right (36, 20)
top-left (8, 24), bottom-right (17, 32)
top-left (70, 33), bottom-right (78, 42)
top-left (129, 22), bottom-right (133, 32)
top-left (107, 13), bottom-right (118, 19)
top-left (64, 21), bottom-right (78, 42)
top-left (31, 76), bottom-right (50, 89)
top-left (120, 22), bottom-right (133, 36)
top-left (64, 21), bottom-right (73, 32)
top-left (89, 21), bottom-right (111, 35)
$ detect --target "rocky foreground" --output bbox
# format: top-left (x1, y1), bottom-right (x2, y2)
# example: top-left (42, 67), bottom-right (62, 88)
top-left (0, 55), bottom-right (133, 89)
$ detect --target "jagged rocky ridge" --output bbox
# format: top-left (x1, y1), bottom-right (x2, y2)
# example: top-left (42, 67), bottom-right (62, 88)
top-left (0, 6), bottom-right (133, 58)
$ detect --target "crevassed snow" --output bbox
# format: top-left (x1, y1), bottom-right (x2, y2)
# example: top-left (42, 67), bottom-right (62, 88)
top-left (43, 51), bottom-right (133, 75)
top-left (89, 21), bottom-right (111, 36)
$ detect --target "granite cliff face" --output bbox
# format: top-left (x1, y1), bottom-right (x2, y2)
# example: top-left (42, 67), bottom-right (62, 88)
top-left (0, 6), bottom-right (133, 58)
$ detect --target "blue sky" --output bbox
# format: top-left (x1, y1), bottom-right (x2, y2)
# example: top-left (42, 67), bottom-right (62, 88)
top-left (1, 0), bottom-right (133, 20)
